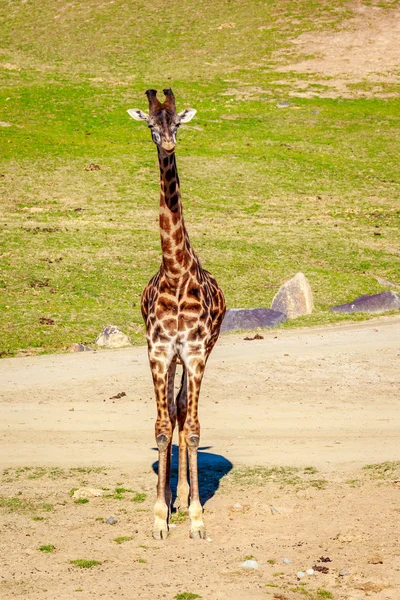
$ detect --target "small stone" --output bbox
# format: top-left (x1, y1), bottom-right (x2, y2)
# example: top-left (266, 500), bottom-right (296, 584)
top-left (368, 555), bottom-right (383, 565)
top-left (282, 558), bottom-right (292, 564)
top-left (69, 343), bottom-right (92, 352)
top-left (306, 568), bottom-right (314, 575)
top-left (73, 488), bottom-right (103, 499)
top-left (95, 325), bottom-right (132, 349)
top-left (297, 571), bottom-right (306, 578)
top-left (106, 516), bottom-right (117, 525)
top-left (277, 102), bottom-right (292, 108)
top-left (207, 537), bottom-right (213, 542)
top-left (337, 534), bottom-right (354, 543)
top-left (241, 560), bottom-right (259, 569)
top-left (271, 272), bottom-right (314, 319)
top-left (233, 503), bottom-right (243, 510)
top-left (270, 505), bottom-right (280, 515)
top-left (221, 308), bottom-right (286, 333)
top-left (339, 569), bottom-right (350, 577)
top-left (331, 291), bottom-right (400, 314)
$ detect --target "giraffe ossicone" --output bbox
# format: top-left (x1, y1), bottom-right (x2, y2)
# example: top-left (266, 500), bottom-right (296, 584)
top-left (128, 88), bottom-right (226, 540)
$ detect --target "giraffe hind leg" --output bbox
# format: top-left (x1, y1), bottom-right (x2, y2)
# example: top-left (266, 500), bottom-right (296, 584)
top-left (165, 361), bottom-right (177, 515)
top-left (174, 367), bottom-right (190, 512)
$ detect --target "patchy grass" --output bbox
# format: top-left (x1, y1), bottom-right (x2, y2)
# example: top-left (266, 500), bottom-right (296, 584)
top-left (104, 487), bottom-right (145, 501)
top-left (69, 559), bottom-right (102, 569)
top-left (170, 510), bottom-right (189, 525)
top-left (113, 536), bottom-right (133, 545)
top-left (175, 594), bottom-right (202, 600)
top-left (2, 466), bottom-right (107, 482)
top-left (363, 461), bottom-right (400, 480)
top-left (132, 492), bottom-right (147, 503)
top-left (0, 1), bottom-right (399, 356)
top-left (74, 498), bottom-right (89, 505)
top-left (38, 544), bottom-right (56, 553)
top-left (225, 465), bottom-right (328, 490)
top-left (0, 496), bottom-right (53, 514)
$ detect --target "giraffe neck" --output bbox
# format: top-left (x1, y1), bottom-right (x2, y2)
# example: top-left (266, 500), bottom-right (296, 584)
top-left (157, 148), bottom-right (196, 280)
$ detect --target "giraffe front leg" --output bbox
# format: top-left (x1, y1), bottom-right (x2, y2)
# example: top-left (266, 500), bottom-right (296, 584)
top-left (154, 431), bottom-right (170, 540)
top-left (151, 359), bottom-right (174, 540)
top-left (185, 363), bottom-right (206, 540)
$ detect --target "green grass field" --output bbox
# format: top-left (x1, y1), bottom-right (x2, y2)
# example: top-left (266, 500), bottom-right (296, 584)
top-left (1, 0), bottom-right (399, 356)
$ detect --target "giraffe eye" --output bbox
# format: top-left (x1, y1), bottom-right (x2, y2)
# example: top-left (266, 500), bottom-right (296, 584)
top-left (152, 131), bottom-right (161, 145)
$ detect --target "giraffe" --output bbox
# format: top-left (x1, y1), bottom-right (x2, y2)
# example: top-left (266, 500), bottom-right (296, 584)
top-left (128, 88), bottom-right (226, 540)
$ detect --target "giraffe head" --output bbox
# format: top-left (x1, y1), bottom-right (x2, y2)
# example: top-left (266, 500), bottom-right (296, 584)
top-left (128, 88), bottom-right (196, 154)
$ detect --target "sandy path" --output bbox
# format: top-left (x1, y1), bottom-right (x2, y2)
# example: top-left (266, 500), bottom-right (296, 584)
top-left (1, 316), bottom-right (399, 472)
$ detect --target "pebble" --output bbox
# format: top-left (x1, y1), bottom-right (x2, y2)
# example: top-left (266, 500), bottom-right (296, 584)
top-left (297, 571), bottom-right (306, 578)
top-left (233, 502), bottom-right (242, 509)
top-left (339, 569), bottom-right (350, 577)
top-left (241, 560), bottom-right (259, 569)
top-left (282, 558), bottom-right (292, 564)
top-left (207, 537), bottom-right (213, 543)
top-left (306, 568), bottom-right (314, 575)
top-left (270, 505), bottom-right (280, 515)
top-left (277, 102), bottom-right (292, 108)
top-left (106, 516), bottom-right (117, 525)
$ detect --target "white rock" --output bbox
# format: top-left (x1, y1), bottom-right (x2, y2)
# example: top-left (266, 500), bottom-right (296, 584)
top-left (241, 560), bottom-right (259, 569)
top-left (271, 272), bottom-right (314, 319)
top-left (297, 571), bottom-right (306, 578)
top-left (282, 557), bottom-right (292, 564)
top-left (95, 325), bottom-right (132, 349)
top-left (306, 568), bottom-right (314, 575)
top-left (233, 503), bottom-right (242, 509)
top-left (72, 487), bottom-right (104, 499)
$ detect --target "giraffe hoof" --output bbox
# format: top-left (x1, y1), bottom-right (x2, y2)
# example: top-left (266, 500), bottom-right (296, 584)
top-left (152, 527), bottom-right (168, 540)
top-left (189, 527), bottom-right (207, 540)
top-left (173, 498), bottom-right (189, 513)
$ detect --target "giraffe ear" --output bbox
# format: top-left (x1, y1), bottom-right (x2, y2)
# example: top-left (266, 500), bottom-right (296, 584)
top-left (177, 108), bottom-right (197, 123)
top-left (127, 109), bottom-right (150, 122)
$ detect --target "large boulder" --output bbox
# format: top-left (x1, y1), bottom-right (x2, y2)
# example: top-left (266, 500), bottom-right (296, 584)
top-left (95, 325), bottom-right (132, 348)
top-left (331, 291), bottom-right (400, 314)
top-left (220, 308), bottom-right (286, 333)
top-left (271, 272), bottom-right (314, 319)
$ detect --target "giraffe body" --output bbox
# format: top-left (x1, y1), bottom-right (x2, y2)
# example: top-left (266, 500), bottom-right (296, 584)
top-left (128, 89), bottom-right (225, 539)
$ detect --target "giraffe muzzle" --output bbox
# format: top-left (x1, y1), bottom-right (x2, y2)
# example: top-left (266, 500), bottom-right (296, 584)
top-left (162, 141), bottom-right (176, 152)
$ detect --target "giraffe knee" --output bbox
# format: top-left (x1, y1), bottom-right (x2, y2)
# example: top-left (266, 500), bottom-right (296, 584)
top-left (186, 434), bottom-right (200, 449)
top-left (156, 433), bottom-right (170, 451)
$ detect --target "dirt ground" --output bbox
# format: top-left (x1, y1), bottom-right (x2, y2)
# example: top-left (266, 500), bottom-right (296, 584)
top-left (277, 3), bottom-right (400, 97)
top-left (1, 316), bottom-right (399, 600)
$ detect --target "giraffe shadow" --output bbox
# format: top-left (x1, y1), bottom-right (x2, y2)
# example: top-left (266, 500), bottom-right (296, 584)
top-left (151, 445), bottom-right (233, 506)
